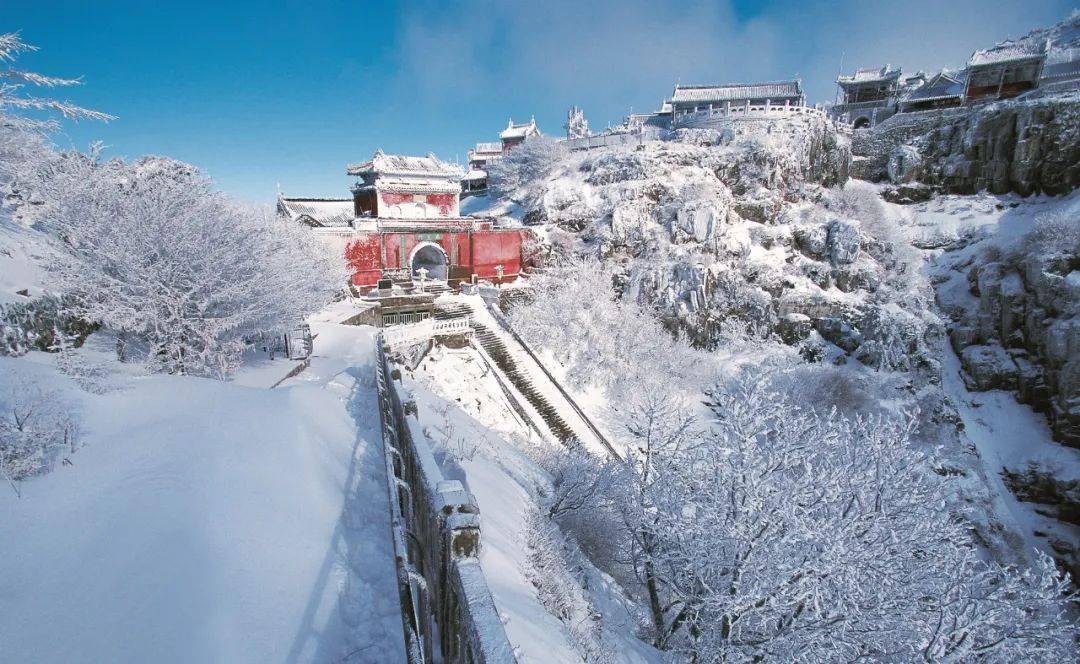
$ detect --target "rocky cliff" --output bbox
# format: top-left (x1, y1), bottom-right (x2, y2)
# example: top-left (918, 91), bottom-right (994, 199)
top-left (853, 90), bottom-right (1080, 197)
top-left (938, 198), bottom-right (1080, 447)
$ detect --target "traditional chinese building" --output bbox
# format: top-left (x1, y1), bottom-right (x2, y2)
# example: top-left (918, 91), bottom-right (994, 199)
top-left (462, 141), bottom-right (504, 194)
top-left (833, 65), bottom-right (903, 128)
top-left (499, 117), bottom-right (540, 152)
top-left (965, 39), bottom-right (1050, 101)
top-left (668, 81), bottom-right (805, 115)
top-left (279, 150), bottom-right (526, 291)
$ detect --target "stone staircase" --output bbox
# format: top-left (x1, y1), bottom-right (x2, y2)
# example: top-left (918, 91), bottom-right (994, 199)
top-left (434, 302), bottom-right (577, 443)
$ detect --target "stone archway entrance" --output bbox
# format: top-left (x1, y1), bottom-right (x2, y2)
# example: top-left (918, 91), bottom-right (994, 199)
top-left (410, 242), bottom-right (448, 281)
top-left (853, 116), bottom-right (871, 130)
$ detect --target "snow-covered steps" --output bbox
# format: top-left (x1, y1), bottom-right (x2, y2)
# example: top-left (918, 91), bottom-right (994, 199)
top-left (435, 297), bottom-right (618, 459)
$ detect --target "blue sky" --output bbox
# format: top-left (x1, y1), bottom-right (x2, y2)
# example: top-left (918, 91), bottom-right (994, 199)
top-left (9, 0), bottom-right (1075, 201)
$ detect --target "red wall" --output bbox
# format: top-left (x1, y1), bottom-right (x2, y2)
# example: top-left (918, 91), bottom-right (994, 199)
top-left (344, 228), bottom-right (524, 288)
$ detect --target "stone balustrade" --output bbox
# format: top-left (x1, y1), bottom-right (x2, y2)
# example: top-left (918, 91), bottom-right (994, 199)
top-left (375, 335), bottom-right (516, 663)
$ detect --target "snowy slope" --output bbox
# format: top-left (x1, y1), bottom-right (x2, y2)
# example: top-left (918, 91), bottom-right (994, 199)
top-left (0, 213), bottom-right (54, 305)
top-left (0, 323), bottom-right (404, 663)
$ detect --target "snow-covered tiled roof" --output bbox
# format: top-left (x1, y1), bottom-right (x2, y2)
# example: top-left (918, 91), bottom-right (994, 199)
top-left (968, 39), bottom-right (1050, 67)
top-left (837, 65), bottom-right (902, 85)
top-left (346, 150), bottom-right (464, 177)
top-left (901, 70), bottom-right (967, 103)
top-left (671, 81), bottom-right (803, 103)
top-left (278, 197), bottom-right (354, 227)
top-left (500, 118), bottom-right (539, 139)
top-left (473, 141), bottom-right (502, 153)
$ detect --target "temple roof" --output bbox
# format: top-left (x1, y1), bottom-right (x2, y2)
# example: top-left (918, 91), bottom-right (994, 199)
top-left (901, 70), bottom-right (967, 104)
top-left (837, 65), bottom-right (902, 86)
top-left (500, 117), bottom-right (539, 139)
top-left (473, 141), bottom-right (502, 154)
top-left (278, 197), bottom-right (354, 227)
top-left (671, 80), bottom-right (803, 103)
top-left (346, 150), bottom-right (464, 178)
top-left (968, 39), bottom-right (1050, 67)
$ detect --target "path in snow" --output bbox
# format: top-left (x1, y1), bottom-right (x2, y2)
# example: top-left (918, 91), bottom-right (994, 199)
top-left (0, 321), bottom-right (404, 663)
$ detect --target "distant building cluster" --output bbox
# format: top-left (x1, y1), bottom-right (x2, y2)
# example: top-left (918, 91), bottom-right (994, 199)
top-left (832, 36), bottom-right (1080, 128)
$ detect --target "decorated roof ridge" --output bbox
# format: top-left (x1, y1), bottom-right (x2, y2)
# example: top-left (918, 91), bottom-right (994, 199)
top-left (277, 197), bottom-right (355, 227)
top-left (900, 69), bottom-right (968, 103)
top-left (500, 116), bottom-right (540, 139)
top-left (969, 38), bottom-right (1051, 66)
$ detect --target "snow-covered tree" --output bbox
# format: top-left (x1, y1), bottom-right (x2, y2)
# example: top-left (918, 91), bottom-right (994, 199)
top-left (610, 385), bottom-right (697, 649)
top-left (565, 105), bottom-right (589, 140)
top-left (0, 32), bottom-right (113, 122)
top-left (29, 151), bottom-right (348, 377)
top-left (0, 31), bottom-right (111, 201)
top-left (487, 136), bottom-right (567, 201)
top-left (509, 258), bottom-right (703, 401)
top-left (622, 372), bottom-right (1076, 660)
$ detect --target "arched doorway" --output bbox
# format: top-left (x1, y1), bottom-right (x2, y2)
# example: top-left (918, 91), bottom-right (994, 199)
top-left (410, 242), bottom-right (448, 281)
top-left (853, 116), bottom-right (871, 130)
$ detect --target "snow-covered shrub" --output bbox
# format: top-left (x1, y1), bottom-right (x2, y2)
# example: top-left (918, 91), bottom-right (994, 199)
top-left (1020, 206), bottom-right (1080, 261)
top-left (0, 294), bottom-right (96, 356)
top-left (29, 152), bottom-right (347, 377)
top-left (0, 373), bottom-right (80, 495)
top-left (623, 372), bottom-right (1076, 660)
top-left (523, 507), bottom-right (613, 663)
top-left (856, 303), bottom-right (926, 371)
top-left (487, 136), bottom-right (567, 200)
top-left (582, 150), bottom-right (649, 185)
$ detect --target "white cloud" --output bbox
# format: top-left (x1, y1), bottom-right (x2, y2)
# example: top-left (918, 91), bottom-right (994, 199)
top-left (390, 0), bottom-right (1074, 123)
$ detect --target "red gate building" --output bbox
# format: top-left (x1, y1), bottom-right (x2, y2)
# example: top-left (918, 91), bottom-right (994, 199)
top-left (278, 151), bottom-right (525, 291)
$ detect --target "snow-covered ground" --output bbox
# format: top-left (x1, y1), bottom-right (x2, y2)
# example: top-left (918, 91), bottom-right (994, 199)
top-left (0, 315), bottom-right (404, 663)
top-left (398, 340), bottom-right (658, 663)
top-left (0, 214), bottom-right (54, 305)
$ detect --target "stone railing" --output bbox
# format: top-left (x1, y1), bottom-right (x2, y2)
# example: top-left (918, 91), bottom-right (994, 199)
top-left (383, 317), bottom-right (472, 348)
top-left (673, 102), bottom-right (828, 128)
top-left (375, 335), bottom-right (517, 663)
top-left (561, 127), bottom-right (668, 151)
